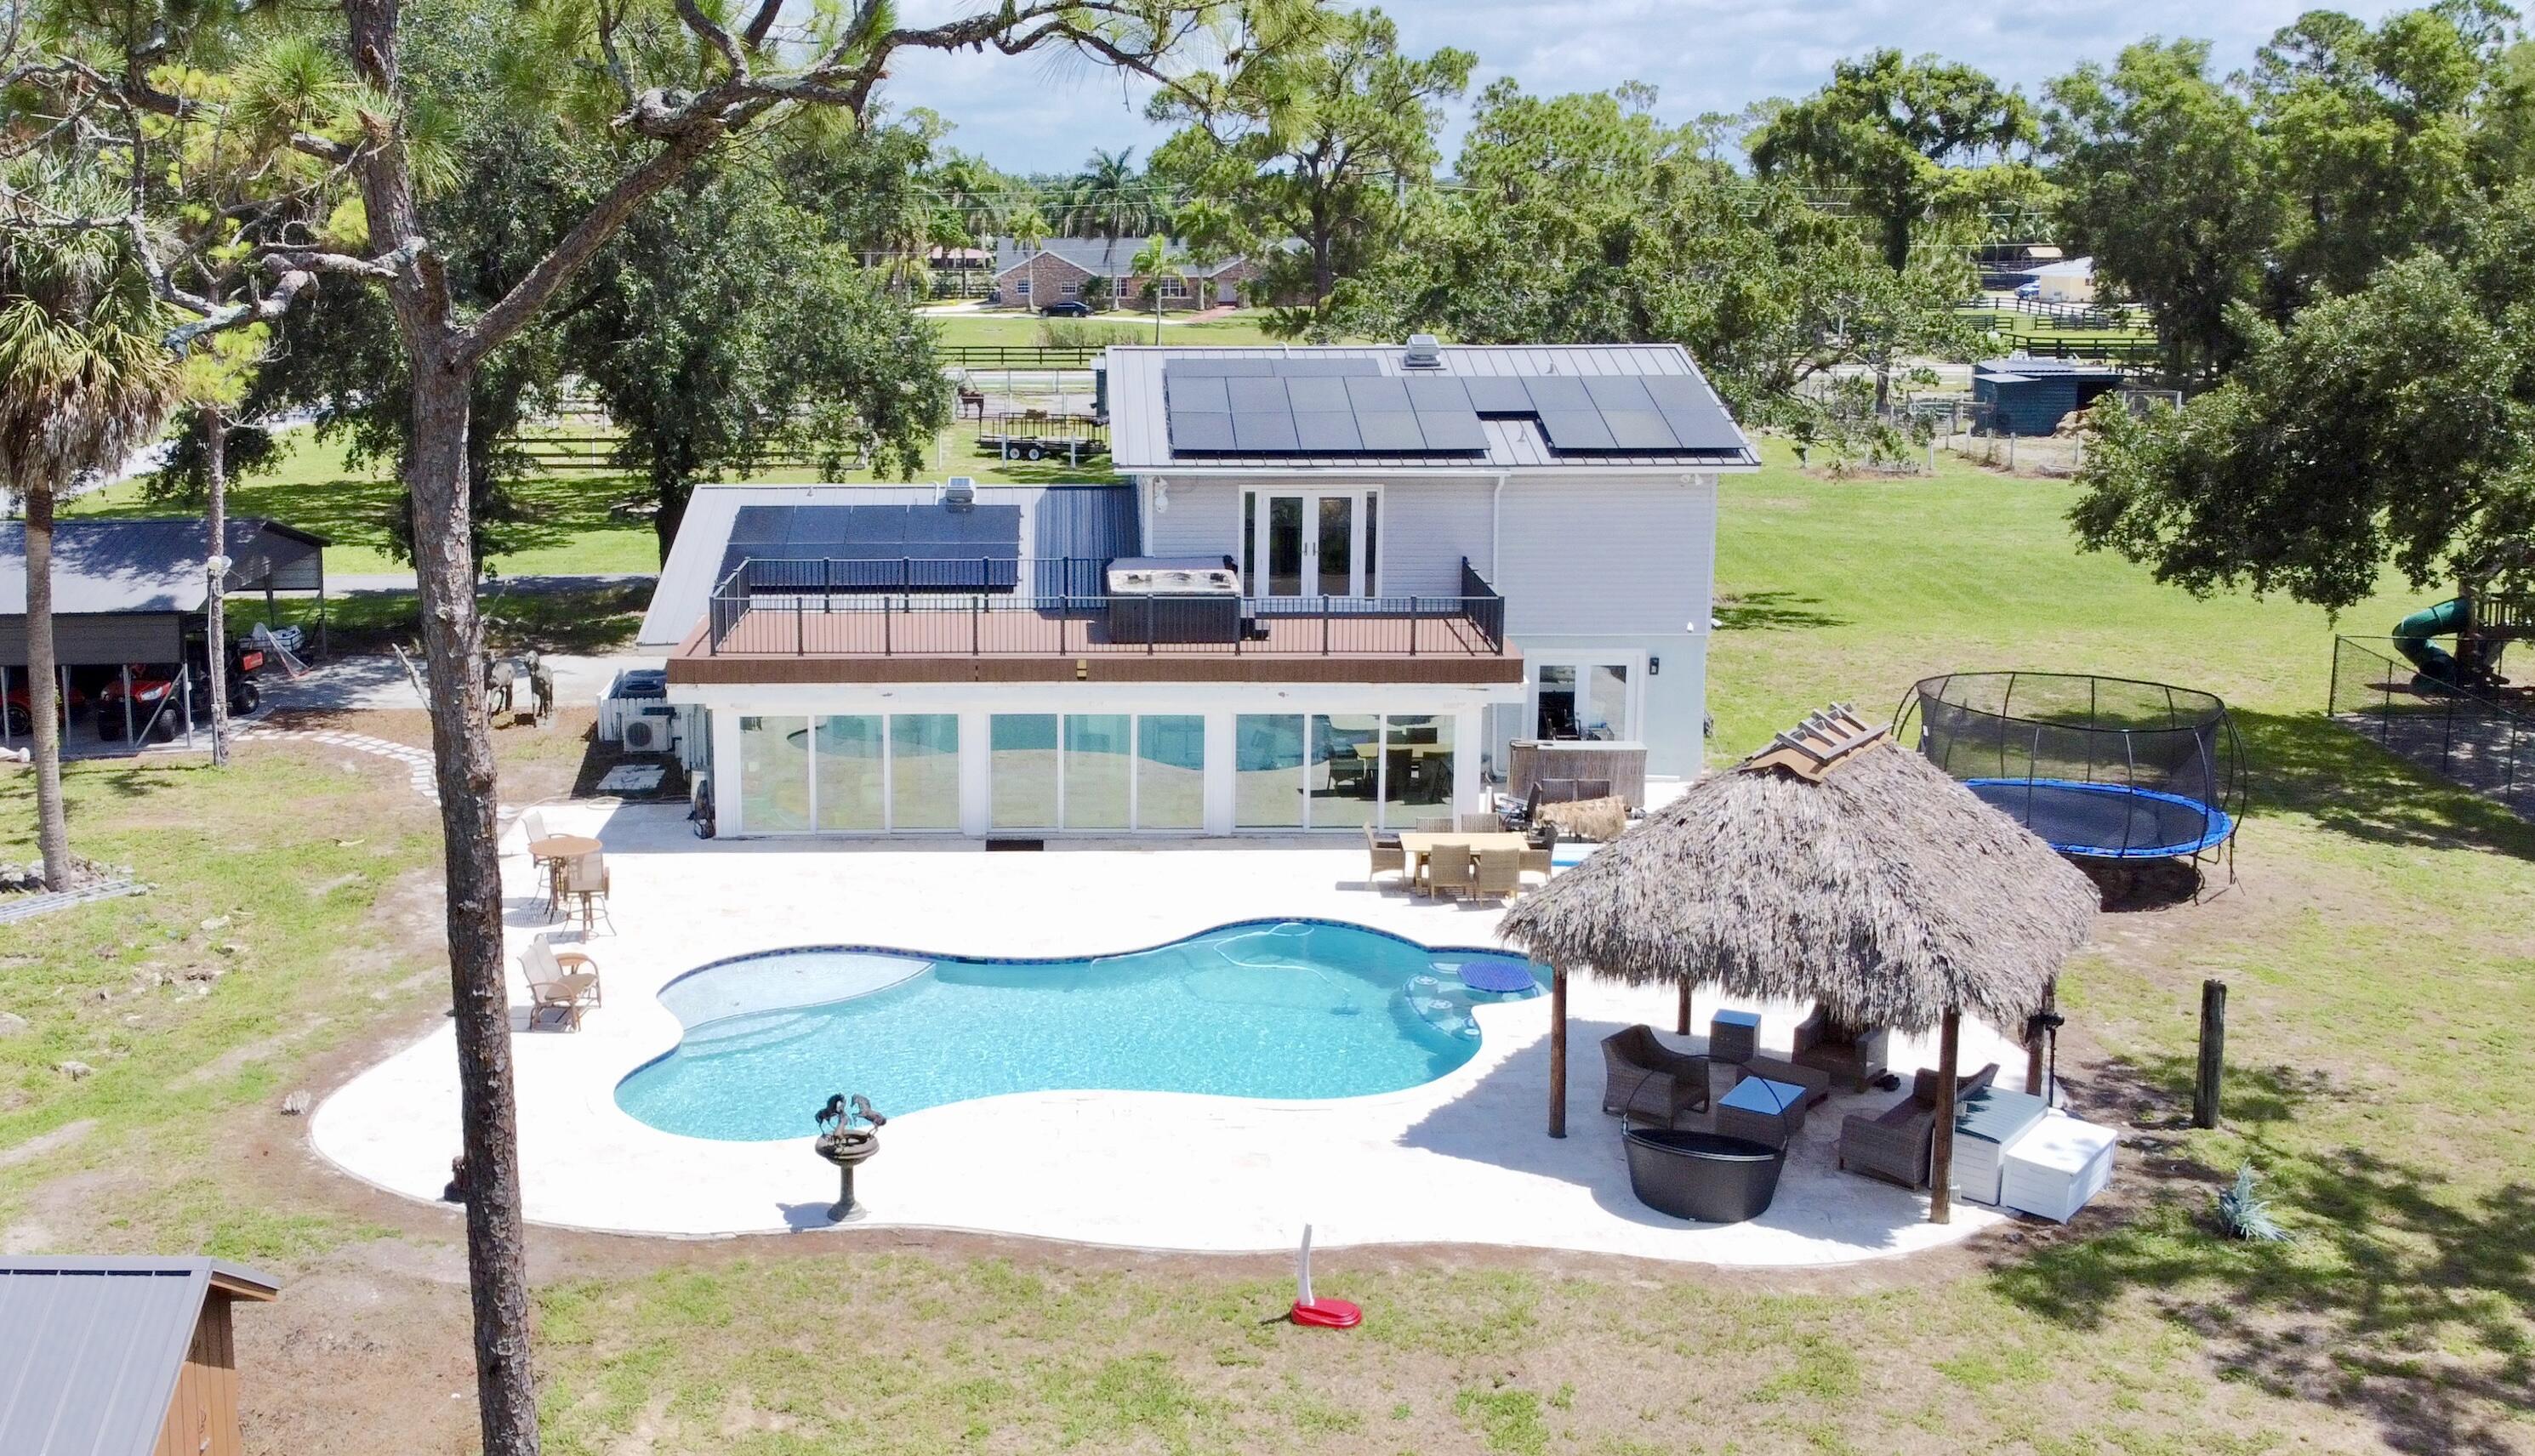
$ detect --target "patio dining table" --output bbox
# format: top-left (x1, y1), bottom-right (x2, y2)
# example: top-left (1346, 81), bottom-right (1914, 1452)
top-left (1398, 831), bottom-right (1528, 894)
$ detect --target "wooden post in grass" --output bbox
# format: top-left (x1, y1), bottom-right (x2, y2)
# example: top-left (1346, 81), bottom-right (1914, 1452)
top-left (1928, 1010), bottom-right (1962, 1225)
top-left (2193, 979), bottom-right (2227, 1129)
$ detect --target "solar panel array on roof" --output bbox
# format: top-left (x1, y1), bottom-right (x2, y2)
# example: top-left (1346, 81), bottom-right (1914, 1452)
top-left (1160, 356), bottom-right (1745, 459)
top-left (722, 503), bottom-right (1023, 591)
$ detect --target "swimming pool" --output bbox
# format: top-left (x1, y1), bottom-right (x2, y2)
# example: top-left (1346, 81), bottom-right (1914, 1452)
top-left (616, 920), bottom-right (1545, 1141)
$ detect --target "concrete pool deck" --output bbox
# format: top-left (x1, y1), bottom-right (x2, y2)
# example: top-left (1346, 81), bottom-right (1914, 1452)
top-left (311, 804), bottom-right (2040, 1265)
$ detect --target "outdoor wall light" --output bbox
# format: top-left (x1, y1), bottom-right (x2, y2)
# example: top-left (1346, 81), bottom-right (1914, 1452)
top-left (1649, 657), bottom-right (1661, 675)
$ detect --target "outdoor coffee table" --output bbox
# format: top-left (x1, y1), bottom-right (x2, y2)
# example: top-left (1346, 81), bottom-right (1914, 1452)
top-left (1715, 1073), bottom-right (1812, 1146)
top-left (1708, 1009), bottom-right (1762, 1065)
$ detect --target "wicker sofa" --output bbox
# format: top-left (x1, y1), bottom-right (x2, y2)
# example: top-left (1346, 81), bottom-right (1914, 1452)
top-left (1790, 1008), bottom-right (1892, 1093)
top-left (1835, 1061), bottom-right (2000, 1189)
top-left (1601, 1026), bottom-right (1713, 1127)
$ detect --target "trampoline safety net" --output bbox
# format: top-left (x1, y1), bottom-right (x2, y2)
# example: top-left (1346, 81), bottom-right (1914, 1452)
top-left (1898, 673), bottom-right (2245, 862)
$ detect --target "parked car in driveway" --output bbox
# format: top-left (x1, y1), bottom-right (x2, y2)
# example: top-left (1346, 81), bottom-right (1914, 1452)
top-left (1040, 299), bottom-right (1093, 317)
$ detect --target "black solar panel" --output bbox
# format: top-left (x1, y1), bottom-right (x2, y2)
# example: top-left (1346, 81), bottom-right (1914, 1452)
top-left (1354, 412), bottom-right (1426, 452)
top-left (1167, 411), bottom-right (1234, 451)
top-left (1582, 376), bottom-right (1656, 412)
top-left (1166, 359), bottom-right (1278, 378)
top-left (1522, 376), bottom-right (1592, 411)
top-left (1404, 376), bottom-right (1472, 412)
top-left (1413, 411), bottom-right (1489, 451)
top-left (1462, 377), bottom-right (1535, 414)
top-left (1284, 376), bottom-right (1353, 412)
top-left (1536, 409), bottom-right (1617, 451)
top-left (1598, 410), bottom-right (1680, 451)
top-left (1342, 375), bottom-right (1412, 412)
top-left (1225, 377), bottom-right (1290, 412)
top-left (1166, 374), bottom-right (1230, 412)
top-left (1232, 411), bottom-right (1301, 452)
top-left (1292, 411), bottom-right (1364, 451)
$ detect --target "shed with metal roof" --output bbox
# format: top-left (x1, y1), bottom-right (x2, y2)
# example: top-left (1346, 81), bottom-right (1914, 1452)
top-left (0, 1255), bottom-right (280, 1456)
top-left (1, 518), bottom-right (329, 668)
top-left (1972, 358), bottom-right (2127, 436)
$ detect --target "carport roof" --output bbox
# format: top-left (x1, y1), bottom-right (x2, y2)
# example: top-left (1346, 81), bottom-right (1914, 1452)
top-left (0, 518), bottom-right (327, 617)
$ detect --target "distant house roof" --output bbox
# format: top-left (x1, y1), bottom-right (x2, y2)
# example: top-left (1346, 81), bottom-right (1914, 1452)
top-left (2022, 256), bottom-right (2094, 279)
top-left (990, 236), bottom-right (1246, 282)
top-left (638, 482), bottom-right (1142, 648)
top-left (0, 518), bottom-right (328, 618)
top-left (0, 1256), bottom-right (279, 1456)
top-left (1975, 356), bottom-right (2123, 381)
top-left (1107, 344), bottom-right (1761, 474)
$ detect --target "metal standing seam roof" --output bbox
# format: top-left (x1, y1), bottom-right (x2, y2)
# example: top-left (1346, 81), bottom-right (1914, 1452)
top-left (1106, 344), bottom-right (1762, 474)
top-left (637, 482), bottom-right (1142, 649)
top-left (0, 1256), bottom-right (279, 1456)
top-left (0, 519), bottom-right (328, 617)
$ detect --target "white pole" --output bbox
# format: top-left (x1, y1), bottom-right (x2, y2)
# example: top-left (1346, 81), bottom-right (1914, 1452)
top-left (1295, 1224), bottom-right (1316, 1305)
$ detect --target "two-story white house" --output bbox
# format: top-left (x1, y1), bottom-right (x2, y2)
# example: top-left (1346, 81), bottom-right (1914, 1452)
top-left (635, 339), bottom-right (1757, 838)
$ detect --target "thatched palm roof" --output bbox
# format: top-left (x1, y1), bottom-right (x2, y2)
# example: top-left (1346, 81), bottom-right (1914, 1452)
top-left (1500, 708), bottom-right (2099, 1035)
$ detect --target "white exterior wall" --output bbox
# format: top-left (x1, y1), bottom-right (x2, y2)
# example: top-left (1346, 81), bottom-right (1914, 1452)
top-left (1141, 477), bottom-right (1242, 559)
top-left (679, 679), bottom-right (1504, 839)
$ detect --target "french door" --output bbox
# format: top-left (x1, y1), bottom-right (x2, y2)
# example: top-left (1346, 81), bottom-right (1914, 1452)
top-left (1247, 489), bottom-right (1377, 598)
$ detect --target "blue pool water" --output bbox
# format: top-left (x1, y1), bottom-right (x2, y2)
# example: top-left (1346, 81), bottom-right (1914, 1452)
top-left (616, 920), bottom-right (1545, 1142)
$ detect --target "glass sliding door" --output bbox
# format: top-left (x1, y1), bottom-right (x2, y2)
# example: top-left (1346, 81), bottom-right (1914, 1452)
top-left (1234, 714), bottom-right (1307, 828)
top-left (889, 714), bottom-right (960, 830)
top-left (990, 714), bottom-right (1058, 829)
top-left (1062, 714), bottom-right (1132, 830)
top-left (1135, 715), bottom-right (1206, 830)
top-left (1315, 496), bottom-right (1354, 595)
top-left (1308, 714), bottom-right (1381, 829)
top-left (1265, 495), bottom-right (1305, 595)
top-left (738, 715), bottom-right (812, 833)
top-left (1253, 491), bottom-right (1376, 598)
top-left (1381, 714), bottom-right (1455, 825)
top-left (1535, 660), bottom-right (1636, 741)
top-left (812, 715), bottom-right (886, 832)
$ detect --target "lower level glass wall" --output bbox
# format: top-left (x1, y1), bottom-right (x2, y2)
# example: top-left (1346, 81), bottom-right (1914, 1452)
top-left (1236, 713), bottom-right (1456, 831)
top-left (991, 712), bottom-right (1211, 832)
top-left (740, 712), bottom-right (960, 833)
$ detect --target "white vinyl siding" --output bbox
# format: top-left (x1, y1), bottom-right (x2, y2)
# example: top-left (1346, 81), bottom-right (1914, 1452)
top-left (1494, 476), bottom-right (1714, 636)
top-left (1142, 478), bottom-right (1244, 559)
top-left (1372, 478), bottom-right (1494, 595)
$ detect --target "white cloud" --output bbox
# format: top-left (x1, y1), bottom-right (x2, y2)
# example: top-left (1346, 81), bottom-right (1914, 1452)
top-left (880, 0), bottom-right (2413, 173)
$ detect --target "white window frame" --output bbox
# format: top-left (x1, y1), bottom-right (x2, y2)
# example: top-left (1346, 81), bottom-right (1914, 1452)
top-left (1059, 280), bottom-right (1080, 298)
top-left (741, 713), bottom-right (962, 836)
top-left (989, 712), bottom-right (1210, 834)
top-left (1523, 652), bottom-right (1646, 744)
top-left (1013, 276), bottom-right (1031, 298)
top-left (1244, 487), bottom-right (1381, 599)
top-left (1156, 276), bottom-right (1190, 301)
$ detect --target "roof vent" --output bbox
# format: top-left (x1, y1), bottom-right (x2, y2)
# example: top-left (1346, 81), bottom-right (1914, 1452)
top-left (943, 477), bottom-right (977, 510)
top-left (1402, 333), bottom-right (1444, 368)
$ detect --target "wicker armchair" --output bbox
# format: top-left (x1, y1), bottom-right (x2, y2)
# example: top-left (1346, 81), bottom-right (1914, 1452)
top-left (1791, 1008), bottom-right (1892, 1092)
top-left (1601, 1025), bottom-right (1712, 1126)
top-left (1836, 1061), bottom-right (2002, 1188)
top-left (1363, 824), bottom-right (1406, 885)
top-left (1473, 847), bottom-right (1522, 901)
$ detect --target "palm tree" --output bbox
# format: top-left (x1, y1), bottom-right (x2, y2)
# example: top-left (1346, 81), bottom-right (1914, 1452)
top-left (0, 176), bottom-right (185, 890)
top-left (1062, 148), bottom-right (1168, 242)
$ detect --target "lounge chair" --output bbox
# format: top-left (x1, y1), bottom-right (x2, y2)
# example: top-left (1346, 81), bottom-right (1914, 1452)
top-left (1836, 1061), bottom-right (2000, 1188)
top-left (1791, 1007), bottom-right (1891, 1093)
top-left (1363, 824), bottom-right (1406, 885)
top-left (519, 938), bottom-right (601, 1031)
top-left (1473, 847), bottom-right (1522, 901)
top-left (1422, 841), bottom-right (1475, 900)
top-left (1601, 1025), bottom-right (1712, 1126)
top-left (1459, 812), bottom-right (1502, 833)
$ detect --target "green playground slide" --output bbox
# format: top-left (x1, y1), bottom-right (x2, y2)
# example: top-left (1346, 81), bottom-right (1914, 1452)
top-left (2393, 597), bottom-right (2469, 684)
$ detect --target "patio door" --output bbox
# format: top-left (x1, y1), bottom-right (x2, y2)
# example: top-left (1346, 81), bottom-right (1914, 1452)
top-left (1250, 490), bottom-right (1376, 598)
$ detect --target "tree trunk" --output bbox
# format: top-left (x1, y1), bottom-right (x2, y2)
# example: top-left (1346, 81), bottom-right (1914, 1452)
top-left (24, 481), bottom-right (71, 890)
top-left (411, 355), bottom-right (541, 1456)
top-left (203, 407), bottom-right (231, 770)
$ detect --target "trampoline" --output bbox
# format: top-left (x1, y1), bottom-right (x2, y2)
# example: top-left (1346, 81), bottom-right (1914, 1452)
top-left (1895, 673), bottom-right (2245, 864)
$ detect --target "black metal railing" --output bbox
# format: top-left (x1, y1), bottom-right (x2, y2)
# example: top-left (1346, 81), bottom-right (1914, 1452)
top-left (705, 555), bottom-right (1509, 659)
top-left (2329, 634), bottom-right (2535, 815)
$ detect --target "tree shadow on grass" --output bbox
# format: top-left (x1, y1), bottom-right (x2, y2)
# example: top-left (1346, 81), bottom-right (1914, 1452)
top-left (1994, 1051), bottom-right (2535, 1455)
top-left (2234, 709), bottom-right (2535, 861)
top-left (1712, 590), bottom-right (1849, 632)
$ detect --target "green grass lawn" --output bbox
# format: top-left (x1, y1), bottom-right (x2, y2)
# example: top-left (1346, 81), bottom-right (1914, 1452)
top-left (11, 437), bottom-right (2533, 1454)
top-left (926, 307), bottom-right (1290, 349)
top-left (1957, 307), bottom-right (2159, 345)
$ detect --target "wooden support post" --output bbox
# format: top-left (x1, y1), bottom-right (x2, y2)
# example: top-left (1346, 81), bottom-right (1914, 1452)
top-left (1547, 965), bottom-right (1569, 1139)
top-left (2193, 979), bottom-right (2227, 1129)
top-left (1675, 980), bottom-right (1692, 1037)
top-left (2026, 977), bottom-right (2056, 1101)
top-left (1928, 1010), bottom-right (1962, 1225)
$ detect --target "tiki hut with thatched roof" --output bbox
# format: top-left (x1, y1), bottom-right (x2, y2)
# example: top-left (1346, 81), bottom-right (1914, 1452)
top-left (1499, 705), bottom-right (2099, 1222)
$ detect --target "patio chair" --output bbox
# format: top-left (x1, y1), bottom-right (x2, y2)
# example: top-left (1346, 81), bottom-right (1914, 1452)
top-left (1459, 812), bottom-right (1502, 833)
top-left (1422, 841), bottom-right (1475, 900)
top-left (1363, 824), bottom-right (1406, 885)
top-left (1791, 1007), bottom-right (1892, 1092)
top-left (1415, 815), bottom-right (1455, 833)
top-left (1601, 1025), bottom-right (1712, 1125)
top-left (1473, 847), bottom-right (1522, 901)
top-left (1837, 1061), bottom-right (2001, 1188)
top-left (519, 937), bottom-right (601, 1031)
top-left (561, 851), bottom-right (612, 934)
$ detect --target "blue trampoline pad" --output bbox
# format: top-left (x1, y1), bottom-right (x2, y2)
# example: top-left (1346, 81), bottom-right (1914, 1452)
top-left (1966, 778), bottom-right (2234, 860)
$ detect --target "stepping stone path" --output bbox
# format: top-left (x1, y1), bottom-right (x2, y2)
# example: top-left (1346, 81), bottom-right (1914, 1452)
top-left (240, 726), bottom-right (441, 804)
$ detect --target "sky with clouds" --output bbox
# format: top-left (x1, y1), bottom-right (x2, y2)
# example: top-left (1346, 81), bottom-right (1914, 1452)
top-left (879, 0), bottom-right (2410, 176)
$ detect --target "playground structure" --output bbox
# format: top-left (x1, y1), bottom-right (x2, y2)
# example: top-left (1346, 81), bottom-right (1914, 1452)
top-left (1895, 672), bottom-right (2244, 876)
top-left (2389, 589), bottom-right (2535, 696)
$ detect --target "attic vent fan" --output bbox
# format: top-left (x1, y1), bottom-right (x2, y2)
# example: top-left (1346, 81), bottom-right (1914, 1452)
top-left (943, 476), bottom-right (977, 509)
top-left (1402, 334), bottom-right (1444, 368)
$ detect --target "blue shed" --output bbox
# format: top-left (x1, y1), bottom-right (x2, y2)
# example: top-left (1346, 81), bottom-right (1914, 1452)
top-left (1972, 358), bottom-right (2127, 436)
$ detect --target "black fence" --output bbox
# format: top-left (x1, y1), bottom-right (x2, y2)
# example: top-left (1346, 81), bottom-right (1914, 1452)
top-left (940, 344), bottom-right (1101, 370)
top-left (706, 555), bottom-right (1507, 658)
top-left (2330, 635), bottom-right (2535, 815)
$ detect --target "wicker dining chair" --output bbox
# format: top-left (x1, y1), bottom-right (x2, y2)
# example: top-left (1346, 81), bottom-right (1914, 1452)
top-left (1415, 816), bottom-right (1455, 833)
top-left (1423, 841), bottom-right (1476, 900)
top-left (1363, 823), bottom-right (1407, 886)
top-left (1473, 847), bottom-right (1523, 901)
top-left (1459, 812), bottom-right (1503, 833)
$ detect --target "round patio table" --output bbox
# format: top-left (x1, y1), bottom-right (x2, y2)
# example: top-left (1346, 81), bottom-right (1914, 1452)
top-left (527, 835), bottom-right (601, 918)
